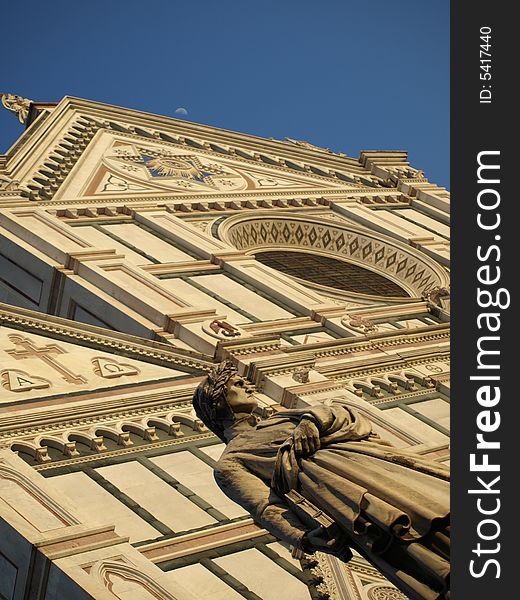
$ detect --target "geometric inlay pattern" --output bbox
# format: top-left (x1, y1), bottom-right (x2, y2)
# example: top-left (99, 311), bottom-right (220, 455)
top-left (222, 216), bottom-right (448, 297)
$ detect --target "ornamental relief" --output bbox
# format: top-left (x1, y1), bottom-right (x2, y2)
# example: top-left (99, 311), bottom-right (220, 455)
top-left (8, 409), bottom-right (208, 465)
top-left (1, 93), bottom-right (32, 123)
top-left (85, 139), bottom-right (335, 196)
top-left (0, 331), bottom-right (184, 402)
top-left (102, 142), bottom-right (249, 193)
top-left (218, 214), bottom-right (450, 298)
top-left (88, 558), bottom-right (179, 600)
top-left (14, 112), bottom-right (377, 202)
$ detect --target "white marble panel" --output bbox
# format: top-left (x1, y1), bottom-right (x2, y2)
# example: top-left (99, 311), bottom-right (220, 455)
top-left (411, 398), bottom-right (450, 430)
top-left (101, 224), bottom-right (194, 263)
top-left (76, 226), bottom-right (152, 265)
top-left (1, 479), bottom-right (64, 532)
top-left (50, 472), bottom-right (160, 542)
top-left (150, 452), bottom-right (246, 518)
top-left (96, 461), bottom-right (216, 531)
top-left (370, 423), bottom-right (410, 448)
top-left (6, 214), bottom-right (87, 253)
top-left (383, 408), bottom-right (449, 444)
top-left (161, 279), bottom-right (251, 324)
top-left (399, 209), bottom-right (450, 238)
top-left (396, 319), bottom-right (428, 329)
top-left (291, 331), bottom-right (336, 344)
top-left (103, 269), bottom-right (187, 313)
top-left (164, 564), bottom-right (243, 600)
top-left (192, 274), bottom-right (293, 321)
top-left (371, 210), bottom-right (443, 240)
top-left (199, 444), bottom-right (226, 462)
top-left (266, 541), bottom-right (303, 570)
top-left (377, 323), bottom-right (399, 332)
top-left (214, 548), bottom-right (311, 600)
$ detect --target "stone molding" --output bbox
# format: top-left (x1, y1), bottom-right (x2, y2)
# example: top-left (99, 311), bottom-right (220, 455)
top-left (0, 302), bottom-right (213, 371)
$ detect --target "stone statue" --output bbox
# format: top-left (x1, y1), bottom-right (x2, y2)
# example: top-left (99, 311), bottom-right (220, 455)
top-left (1, 93), bottom-right (32, 124)
top-left (193, 361), bottom-right (450, 600)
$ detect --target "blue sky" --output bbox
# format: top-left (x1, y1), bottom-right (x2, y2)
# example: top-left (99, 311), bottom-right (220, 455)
top-left (1, 0), bottom-right (449, 187)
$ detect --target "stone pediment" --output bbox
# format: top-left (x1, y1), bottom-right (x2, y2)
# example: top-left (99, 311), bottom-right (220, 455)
top-left (1, 95), bottom-right (385, 205)
top-left (0, 301), bottom-right (213, 407)
top-left (70, 136), bottom-right (344, 200)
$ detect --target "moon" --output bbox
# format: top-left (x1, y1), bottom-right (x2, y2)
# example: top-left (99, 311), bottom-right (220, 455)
top-left (174, 107), bottom-right (188, 116)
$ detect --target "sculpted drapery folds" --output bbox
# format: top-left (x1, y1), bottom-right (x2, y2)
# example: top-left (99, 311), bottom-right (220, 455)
top-left (193, 361), bottom-right (450, 600)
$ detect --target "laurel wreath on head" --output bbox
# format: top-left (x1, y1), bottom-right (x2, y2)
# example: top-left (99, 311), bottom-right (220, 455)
top-left (193, 360), bottom-right (238, 441)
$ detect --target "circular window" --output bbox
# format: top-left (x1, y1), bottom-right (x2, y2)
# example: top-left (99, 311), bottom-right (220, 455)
top-left (256, 250), bottom-right (409, 298)
top-left (217, 213), bottom-right (450, 299)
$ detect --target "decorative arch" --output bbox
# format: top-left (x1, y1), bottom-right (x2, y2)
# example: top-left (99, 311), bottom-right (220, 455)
top-left (217, 213), bottom-right (449, 300)
top-left (0, 461), bottom-right (79, 526)
top-left (90, 559), bottom-right (179, 600)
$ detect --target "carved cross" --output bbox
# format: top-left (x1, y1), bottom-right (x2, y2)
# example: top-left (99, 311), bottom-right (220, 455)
top-left (6, 335), bottom-right (87, 385)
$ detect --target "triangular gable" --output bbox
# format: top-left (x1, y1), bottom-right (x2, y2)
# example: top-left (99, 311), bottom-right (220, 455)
top-left (75, 137), bottom-right (342, 199)
top-left (1, 96), bottom-right (372, 205)
top-left (0, 302), bottom-right (212, 406)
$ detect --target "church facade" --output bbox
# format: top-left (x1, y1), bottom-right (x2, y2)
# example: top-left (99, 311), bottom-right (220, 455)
top-left (0, 94), bottom-right (450, 600)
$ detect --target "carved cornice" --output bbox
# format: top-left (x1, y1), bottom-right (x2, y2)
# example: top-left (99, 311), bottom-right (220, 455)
top-left (282, 137), bottom-right (347, 157)
top-left (13, 103), bottom-right (397, 203)
top-left (21, 116), bottom-right (101, 201)
top-left (0, 302), bottom-right (213, 371)
top-left (0, 174), bottom-right (21, 192)
top-left (54, 97), bottom-right (373, 173)
top-left (0, 393), bottom-right (198, 437)
top-left (283, 326), bottom-right (450, 360)
top-left (317, 352), bottom-right (450, 382)
top-left (31, 431), bottom-right (215, 472)
top-left (215, 334), bottom-right (282, 361)
top-left (245, 354), bottom-right (317, 390)
top-left (47, 195), bottom-right (336, 213)
top-left (303, 552), bottom-right (408, 600)
top-left (138, 518), bottom-right (263, 563)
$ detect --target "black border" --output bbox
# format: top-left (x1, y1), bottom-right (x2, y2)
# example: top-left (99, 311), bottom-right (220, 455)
top-left (452, 2), bottom-right (514, 597)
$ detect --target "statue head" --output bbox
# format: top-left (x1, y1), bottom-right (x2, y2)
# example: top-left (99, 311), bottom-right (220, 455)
top-left (193, 360), bottom-right (257, 441)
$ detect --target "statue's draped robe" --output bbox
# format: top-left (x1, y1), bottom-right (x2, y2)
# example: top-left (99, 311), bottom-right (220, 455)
top-left (215, 404), bottom-right (450, 600)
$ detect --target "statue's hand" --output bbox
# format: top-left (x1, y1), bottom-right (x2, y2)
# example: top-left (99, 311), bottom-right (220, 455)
top-left (292, 417), bottom-right (321, 457)
top-left (303, 526), bottom-right (341, 552)
top-left (302, 526), bottom-right (351, 558)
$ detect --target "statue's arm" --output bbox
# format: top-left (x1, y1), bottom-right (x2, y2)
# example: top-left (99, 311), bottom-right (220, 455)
top-left (215, 457), bottom-right (309, 549)
top-left (298, 404), bottom-right (345, 433)
top-left (298, 404), bottom-right (373, 439)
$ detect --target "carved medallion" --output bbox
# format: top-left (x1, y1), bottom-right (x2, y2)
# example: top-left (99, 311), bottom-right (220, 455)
top-left (1, 370), bottom-right (51, 393)
top-left (92, 358), bottom-right (140, 379)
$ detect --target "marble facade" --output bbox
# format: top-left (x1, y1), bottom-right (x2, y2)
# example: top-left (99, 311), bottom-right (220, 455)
top-left (0, 94), bottom-right (450, 599)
